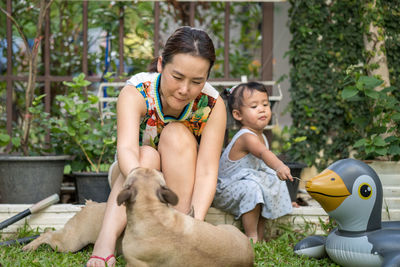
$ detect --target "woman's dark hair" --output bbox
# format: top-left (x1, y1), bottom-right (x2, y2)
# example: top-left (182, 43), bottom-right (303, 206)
top-left (148, 26), bottom-right (215, 77)
top-left (224, 82), bottom-right (269, 114)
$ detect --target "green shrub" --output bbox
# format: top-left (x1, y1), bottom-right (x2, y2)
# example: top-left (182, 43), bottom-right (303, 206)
top-left (341, 71), bottom-right (400, 160)
top-left (286, 0), bottom-right (400, 170)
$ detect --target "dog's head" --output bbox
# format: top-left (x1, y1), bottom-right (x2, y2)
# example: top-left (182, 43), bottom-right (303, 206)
top-left (116, 167), bottom-right (179, 207)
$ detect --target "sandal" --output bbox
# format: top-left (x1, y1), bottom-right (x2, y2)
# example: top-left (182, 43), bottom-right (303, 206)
top-left (88, 254), bottom-right (115, 267)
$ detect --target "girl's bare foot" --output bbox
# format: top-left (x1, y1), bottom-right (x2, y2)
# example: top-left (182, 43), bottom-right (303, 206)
top-left (248, 236), bottom-right (258, 243)
top-left (292, 201), bottom-right (300, 208)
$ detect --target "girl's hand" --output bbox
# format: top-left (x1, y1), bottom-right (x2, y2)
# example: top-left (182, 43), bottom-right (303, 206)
top-left (275, 165), bottom-right (293, 182)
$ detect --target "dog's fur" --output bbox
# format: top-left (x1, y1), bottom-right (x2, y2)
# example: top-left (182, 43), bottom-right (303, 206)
top-left (23, 168), bottom-right (254, 267)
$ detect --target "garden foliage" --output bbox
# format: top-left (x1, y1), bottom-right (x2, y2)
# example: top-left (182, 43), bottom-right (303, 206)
top-left (342, 71), bottom-right (400, 161)
top-left (158, 2), bottom-right (264, 80)
top-left (51, 73), bottom-right (117, 173)
top-left (287, 0), bottom-right (400, 169)
top-left (2, 1), bottom-right (399, 169)
top-left (0, 1), bottom-right (154, 158)
top-left (0, 2), bottom-right (263, 156)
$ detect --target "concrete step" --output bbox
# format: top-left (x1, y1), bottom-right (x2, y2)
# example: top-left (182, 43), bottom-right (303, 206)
top-left (383, 197), bottom-right (400, 210)
top-left (367, 161), bottom-right (400, 186)
top-left (1, 204), bottom-right (399, 238)
top-left (0, 204), bottom-right (329, 236)
top-left (383, 186), bottom-right (400, 197)
top-left (380, 174), bottom-right (400, 186)
top-left (0, 204), bottom-right (80, 237)
top-left (367, 161), bottom-right (400, 174)
top-left (382, 209), bottom-right (400, 221)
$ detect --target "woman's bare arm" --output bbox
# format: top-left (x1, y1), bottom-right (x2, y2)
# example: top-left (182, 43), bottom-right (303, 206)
top-left (116, 85), bottom-right (147, 178)
top-left (191, 97), bottom-right (227, 220)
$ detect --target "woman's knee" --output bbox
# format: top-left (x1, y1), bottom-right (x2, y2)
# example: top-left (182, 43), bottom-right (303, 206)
top-left (158, 122), bottom-right (197, 152)
top-left (139, 145), bottom-right (160, 170)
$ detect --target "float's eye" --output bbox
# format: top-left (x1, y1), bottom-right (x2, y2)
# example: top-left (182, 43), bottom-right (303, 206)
top-left (358, 183), bottom-right (372, 199)
top-left (330, 178), bottom-right (335, 181)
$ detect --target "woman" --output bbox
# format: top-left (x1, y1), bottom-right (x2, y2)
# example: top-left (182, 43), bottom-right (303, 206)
top-left (87, 26), bottom-right (227, 267)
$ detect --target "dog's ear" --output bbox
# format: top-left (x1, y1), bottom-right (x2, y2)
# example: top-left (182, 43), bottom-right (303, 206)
top-left (157, 186), bottom-right (178, 206)
top-left (117, 187), bottom-right (137, 206)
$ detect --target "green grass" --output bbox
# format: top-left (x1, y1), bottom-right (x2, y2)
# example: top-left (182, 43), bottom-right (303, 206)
top-left (0, 223), bottom-right (339, 267)
top-left (253, 231), bottom-right (338, 267)
top-left (0, 243), bottom-right (126, 267)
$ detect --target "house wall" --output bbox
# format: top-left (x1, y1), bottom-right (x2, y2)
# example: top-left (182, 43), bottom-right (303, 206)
top-left (273, 2), bottom-right (292, 128)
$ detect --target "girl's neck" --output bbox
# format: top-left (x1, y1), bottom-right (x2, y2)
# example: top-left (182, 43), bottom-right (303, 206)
top-left (241, 126), bottom-right (266, 145)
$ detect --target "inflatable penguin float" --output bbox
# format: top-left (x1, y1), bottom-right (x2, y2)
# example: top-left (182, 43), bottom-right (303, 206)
top-left (294, 158), bottom-right (400, 267)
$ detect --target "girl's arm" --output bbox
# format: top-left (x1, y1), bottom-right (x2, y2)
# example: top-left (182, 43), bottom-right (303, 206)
top-left (116, 85), bottom-right (147, 178)
top-left (191, 97), bottom-right (227, 220)
top-left (237, 133), bottom-right (293, 181)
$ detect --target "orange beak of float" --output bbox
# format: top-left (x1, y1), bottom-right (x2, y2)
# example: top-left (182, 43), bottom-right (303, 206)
top-left (306, 169), bottom-right (351, 212)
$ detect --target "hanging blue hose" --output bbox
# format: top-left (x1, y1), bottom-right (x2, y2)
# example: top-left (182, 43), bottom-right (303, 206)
top-left (101, 31), bottom-right (111, 107)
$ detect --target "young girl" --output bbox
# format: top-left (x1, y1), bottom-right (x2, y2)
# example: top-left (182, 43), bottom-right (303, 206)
top-left (212, 81), bottom-right (293, 242)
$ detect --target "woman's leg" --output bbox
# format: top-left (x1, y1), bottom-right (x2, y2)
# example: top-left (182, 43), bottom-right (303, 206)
top-left (137, 145), bottom-right (161, 171)
top-left (241, 204), bottom-right (261, 242)
top-left (158, 122), bottom-right (197, 215)
top-left (87, 146), bottom-right (160, 267)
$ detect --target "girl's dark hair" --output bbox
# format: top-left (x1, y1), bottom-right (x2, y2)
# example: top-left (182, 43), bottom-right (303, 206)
top-left (224, 81), bottom-right (269, 114)
top-left (148, 26), bottom-right (215, 77)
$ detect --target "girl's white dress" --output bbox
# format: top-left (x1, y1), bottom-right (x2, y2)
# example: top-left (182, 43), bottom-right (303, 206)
top-left (212, 128), bottom-right (292, 220)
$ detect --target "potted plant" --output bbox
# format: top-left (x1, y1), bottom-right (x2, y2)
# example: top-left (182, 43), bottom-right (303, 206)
top-left (0, 94), bottom-right (71, 204)
top-left (341, 69), bottom-right (400, 182)
top-left (49, 73), bottom-right (117, 204)
top-left (0, 0), bottom-right (71, 204)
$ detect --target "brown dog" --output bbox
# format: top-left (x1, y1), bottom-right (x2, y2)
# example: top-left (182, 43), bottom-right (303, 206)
top-left (116, 167), bottom-right (254, 267)
top-left (24, 168), bottom-right (254, 267)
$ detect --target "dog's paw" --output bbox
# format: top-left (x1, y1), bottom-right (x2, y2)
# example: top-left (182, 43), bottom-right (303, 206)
top-left (22, 232), bottom-right (52, 251)
top-left (22, 240), bottom-right (41, 251)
